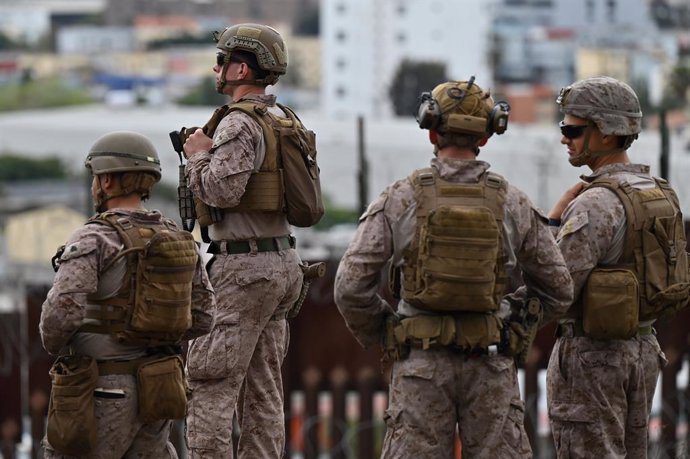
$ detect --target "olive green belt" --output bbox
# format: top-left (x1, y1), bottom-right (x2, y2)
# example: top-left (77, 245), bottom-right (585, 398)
top-left (556, 322), bottom-right (653, 338)
top-left (208, 235), bottom-right (295, 255)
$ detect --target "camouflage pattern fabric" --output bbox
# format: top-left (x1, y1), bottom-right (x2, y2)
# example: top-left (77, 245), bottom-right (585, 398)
top-left (335, 158), bottom-right (573, 456)
top-left (184, 93), bottom-right (303, 458)
top-left (43, 375), bottom-right (178, 459)
top-left (382, 348), bottom-right (531, 458)
top-left (557, 76), bottom-right (642, 136)
top-left (40, 209), bottom-right (215, 458)
top-left (548, 163), bottom-right (668, 458)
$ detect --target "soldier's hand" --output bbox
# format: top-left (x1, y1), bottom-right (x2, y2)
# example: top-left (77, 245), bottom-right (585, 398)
top-left (548, 181), bottom-right (586, 220)
top-left (183, 128), bottom-right (213, 159)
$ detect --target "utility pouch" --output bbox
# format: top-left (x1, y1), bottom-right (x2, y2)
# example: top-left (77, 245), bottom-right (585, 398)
top-left (46, 354), bottom-right (98, 456)
top-left (394, 315), bottom-right (456, 350)
top-left (582, 268), bottom-right (639, 340)
top-left (136, 355), bottom-right (187, 423)
top-left (455, 313), bottom-right (502, 350)
top-left (131, 231), bottom-right (197, 338)
top-left (194, 197), bottom-right (223, 227)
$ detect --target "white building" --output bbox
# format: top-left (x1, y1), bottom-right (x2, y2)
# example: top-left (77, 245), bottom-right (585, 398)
top-left (320, 0), bottom-right (494, 120)
top-left (57, 26), bottom-right (136, 54)
top-left (493, 0), bottom-right (675, 96)
top-left (0, 0), bottom-right (105, 46)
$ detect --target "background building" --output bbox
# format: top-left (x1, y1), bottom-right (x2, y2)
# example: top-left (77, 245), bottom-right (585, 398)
top-left (320, 0), bottom-right (493, 119)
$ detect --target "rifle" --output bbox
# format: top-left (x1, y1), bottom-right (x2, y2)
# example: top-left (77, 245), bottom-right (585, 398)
top-left (169, 128), bottom-right (197, 232)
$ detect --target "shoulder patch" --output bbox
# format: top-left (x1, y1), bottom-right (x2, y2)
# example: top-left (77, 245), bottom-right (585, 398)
top-left (559, 211), bottom-right (589, 239)
top-left (59, 239), bottom-right (97, 262)
top-left (212, 121), bottom-right (243, 149)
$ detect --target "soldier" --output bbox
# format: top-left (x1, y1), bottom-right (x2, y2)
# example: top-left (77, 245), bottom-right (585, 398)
top-left (546, 76), bottom-right (687, 457)
top-left (182, 23), bottom-right (312, 458)
top-left (40, 131), bottom-right (216, 458)
top-left (334, 79), bottom-right (573, 458)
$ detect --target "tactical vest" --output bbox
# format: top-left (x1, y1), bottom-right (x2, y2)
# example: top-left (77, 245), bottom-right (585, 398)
top-left (80, 213), bottom-right (198, 346)
top-left (214, 101), bottom-right (323, 227)
top-left (582, 177), bottom-right (690, 324)
top-left (401, 168), bottom-right (508, 313)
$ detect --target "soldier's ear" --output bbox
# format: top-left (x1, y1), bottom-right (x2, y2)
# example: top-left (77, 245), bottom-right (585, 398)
top-left (601, 134), bottom-right (617, 147)
top-left (429, 130), bottom-right (438, 145)
top-left (101, 173), bottom-right (119, 193)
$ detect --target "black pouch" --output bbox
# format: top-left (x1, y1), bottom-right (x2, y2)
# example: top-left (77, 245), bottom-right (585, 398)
top-left (47, 354), bottom-right (98, 455)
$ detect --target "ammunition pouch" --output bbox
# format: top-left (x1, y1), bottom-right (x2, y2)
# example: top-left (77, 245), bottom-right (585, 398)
top-left (194, 197), bottom-right (223, 228)
top-left (582, 268), bottom-right (639, 340)
top-left (47, 354), bottom-right (99, 456)
top-left (136, 355), bottom-right (188, 423)
top-left (384, 313), bottom-right (503, 360)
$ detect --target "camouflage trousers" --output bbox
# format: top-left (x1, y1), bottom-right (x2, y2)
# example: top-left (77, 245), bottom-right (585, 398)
top-left (381, 348), bottom-right (532, 458)
top-left (43, 374), bottom-right (177, 459)
top-left (547, 334), bottom-right (667, 458)
top-left (185, 249), bottom-right (302, 459)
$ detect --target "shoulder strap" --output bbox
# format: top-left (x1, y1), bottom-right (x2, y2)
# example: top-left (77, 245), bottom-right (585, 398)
top-left (226, 101), bottom-right (279, 171)
top-left (585, 178), bottom-right (642, 265)
top-left (95, 213), bottom-right (149, 272)
top-left (202, 104), bottom-right (231, 138)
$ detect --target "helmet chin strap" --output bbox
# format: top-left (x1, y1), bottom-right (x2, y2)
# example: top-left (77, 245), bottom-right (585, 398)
top-left (215, 53), bottom-right (274, 93)
top-left (568, 122), bottom-right (623, 167)
top-left (93, 178), bottom-right (112, 212)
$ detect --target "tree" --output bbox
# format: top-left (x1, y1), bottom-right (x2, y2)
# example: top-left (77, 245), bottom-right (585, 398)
top-left (176, 76), bottom-right (227, 106)
top-left (0, 155), bottom-right (68, 181)
top-left (388, 60), bottom-right (448, 117)
top-left (665, 64), bottom-right (690, 109)
top-left (0, 31), bottom-right (20, 51)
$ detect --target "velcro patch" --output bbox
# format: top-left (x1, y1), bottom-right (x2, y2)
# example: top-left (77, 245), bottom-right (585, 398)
top-left (60, 240), bottom-right (97, 262)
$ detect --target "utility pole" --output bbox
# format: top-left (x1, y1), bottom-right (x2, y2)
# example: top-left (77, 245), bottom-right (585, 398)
top-left (357, 116), bottom-right (369, 215)
top-left (659, 107), bottom-right (669, 181)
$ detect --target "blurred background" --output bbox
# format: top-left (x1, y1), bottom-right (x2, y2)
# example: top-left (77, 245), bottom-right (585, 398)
top-left (0, 0), bottom-right (690, 458)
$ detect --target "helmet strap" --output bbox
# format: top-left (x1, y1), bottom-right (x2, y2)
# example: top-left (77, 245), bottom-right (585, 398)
top-left (215, 53), bottom-right (276, 92)
top-left (568, 123), bottom-right (624, 167)
top-left (92, 176), bottom-right (115, 212)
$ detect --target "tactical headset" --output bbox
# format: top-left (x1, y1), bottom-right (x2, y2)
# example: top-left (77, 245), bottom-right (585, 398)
top-left (415, 78), bottom-right (510, 136)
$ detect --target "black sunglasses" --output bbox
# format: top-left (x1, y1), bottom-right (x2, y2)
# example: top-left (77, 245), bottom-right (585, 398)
top-left (559, 121), bottom-right (588, 139)
top-left (216, 52), bottom-right (228, 67)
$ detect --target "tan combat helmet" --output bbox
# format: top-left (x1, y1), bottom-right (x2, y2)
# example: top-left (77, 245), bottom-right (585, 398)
top-left (417, 77), bottom-right (510, 137)
top-left (556, 76), bottom-right (642, 166)
top-left (213, 23), bottom-right (288, 90)
top-left (85, 131), bottom-right (161, 209)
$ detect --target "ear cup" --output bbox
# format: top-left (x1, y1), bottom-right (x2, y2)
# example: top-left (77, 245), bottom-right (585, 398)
top-left (487, 101), bottom-right (510, 135)
top-left (416, 92), bottom-right (441, 130)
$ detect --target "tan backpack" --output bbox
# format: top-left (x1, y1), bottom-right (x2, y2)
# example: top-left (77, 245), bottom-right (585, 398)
top-left (400, 168), bottom-right (508, 312)
top-left (80, 213), bottom-right (198, 345)
top-left (223, 101), bottom-right (324, 227)
top-left (582, 178), bottom-right (690, 334)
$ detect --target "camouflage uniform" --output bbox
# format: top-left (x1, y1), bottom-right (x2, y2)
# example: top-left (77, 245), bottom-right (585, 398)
top-left (40, 209), bottom-right (215, 459)
top-left (547, 164), bottom-right (668, 458)
top-left (184, 93), bottom-right (303, 459)
top-left (335, 158), bottom-right (573, 458)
